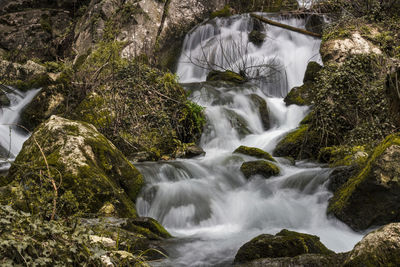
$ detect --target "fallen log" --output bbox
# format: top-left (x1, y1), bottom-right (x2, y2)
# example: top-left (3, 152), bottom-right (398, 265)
top-left (250, 14), bottom-right (322, 38)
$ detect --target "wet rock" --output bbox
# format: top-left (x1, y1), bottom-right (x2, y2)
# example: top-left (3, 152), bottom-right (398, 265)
top-left (234, 145), bottom-right (275, 162)
top-left (249, 30), bottom-right (266, 46)
top-left (274, 125), bottom-right (319, 160)
top-left (249, 94), bottom-right (270, 130)
top-left (234, 229), bottom-right (334, 264)
top-left (240, 160), bottom-right (279, 179)
top-left (237, 253), bottom-right (347, 267)
top-left (4, 115), bottom-right (144, 218)
top-left (223, 108), bottom-right (252, 138)
top-left (328, 133), bottom-right (400, 230)
top-left (176, 144), bottom-right (205, 159)
top-left (284, 81), bottom-right (314, 106)
top-left (206, 70), bottom-right (246, 84)
top-left (303, 62), bottom-right (322, 83)
top-left (284, 61), bottom-right (321, 106)
top-left (122, 217), bottom-right (172, 239)
top-left (343, 223), bottom-right (400, 267)
top-left (327, 166), bottom-right (357, 193)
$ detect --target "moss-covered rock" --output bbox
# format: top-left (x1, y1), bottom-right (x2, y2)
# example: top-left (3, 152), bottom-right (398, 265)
top-left (328, 133), bottom-right (400, 230)
top-left (343, 223), bottom-right (400, 267)
top-left (248, 30), bottom-right (266, 46)
top-left (284, 61), bottom-right (321, 106)
top-left (206, 70), bottom-right (246, 84)
top-left (234, 146), bottom-right (275, 162)
top-left (318, 145), bottom-right (369, 167)
top-left (240, 160), bottom-right (279, 179)
top-left (284, 81), bottom-right (314, 106)
top-left (248, 94), bottom-right (270, 130)
top-left (234, 229), bottom-right (334, 264)
top-left (273, 125), bottom-right (319, 160)
top-left (2, 115), bottom-right (144, 218)
top-left (238, 253), bottom-right (347, 267)
top-left (303, 61), bottom-right (322, 83)
top-left (0, 88), bottom-right (10, 107)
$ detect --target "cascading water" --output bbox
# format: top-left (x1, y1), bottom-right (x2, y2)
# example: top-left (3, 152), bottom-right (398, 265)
top-left (0, 87), bottom-right (39, 172)
top-left (136, 13), bottom-right (364, 266)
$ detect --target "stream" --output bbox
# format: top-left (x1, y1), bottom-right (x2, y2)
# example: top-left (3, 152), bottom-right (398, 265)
top-left (135, 13), bottom-right (364, 266)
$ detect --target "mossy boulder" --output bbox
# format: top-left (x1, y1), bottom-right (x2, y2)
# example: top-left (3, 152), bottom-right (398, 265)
top-left (234, 229), bottom-right (334, 264)
top-left (284, 82), bottom-right (314, 106)
top-left (273, 125), bottom-right (319, 160)
top-left (248, 94), bottom-right (270, 130)
top-left (234, 146), bottom-right (275, 162)
top-left (249, 30), bottom-right (266, 46)
top-left (206, 70), bottom-right (246, 84)
top-left (328, 133), bottom-right (400, 230)
top-left (284, 61), bottom-right (321, 106)
top-left (2, 115), bottom-right (144, 218)
top-left (343, 223), bottom-right (400, 267)
top-left (240, 160), bottom-right (279, 179)
top-left (303, 61), bottom-right (322, 83)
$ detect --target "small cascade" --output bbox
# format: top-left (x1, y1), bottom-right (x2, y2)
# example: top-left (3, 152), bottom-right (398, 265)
top-left (137, 13), bottom-right (363, 266)
top-left (0, 87), bottom-right (39, 172)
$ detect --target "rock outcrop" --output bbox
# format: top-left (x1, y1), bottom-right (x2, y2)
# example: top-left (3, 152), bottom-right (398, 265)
top-left (328, 133), bottom-right (400, 230)
top-left (343, 223), bottom-right (400, 267)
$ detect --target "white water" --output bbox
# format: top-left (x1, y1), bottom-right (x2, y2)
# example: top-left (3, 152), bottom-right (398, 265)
top-left (0, 87), bottom-right (39, 171)
top-left (137, 14), bottom-right (363, 266)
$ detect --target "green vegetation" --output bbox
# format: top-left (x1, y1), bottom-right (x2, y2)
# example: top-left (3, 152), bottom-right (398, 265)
top-left (206, 70), bottom-right (246, 83)
top-left (210, 5), bottom-right (232, 19)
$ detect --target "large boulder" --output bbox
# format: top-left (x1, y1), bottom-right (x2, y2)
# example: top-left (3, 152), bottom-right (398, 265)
top-left (234, 229), bottom-right (334, 264)
top-left (328, 133), bottom-right (400, 230)
top-left (240, 160), bottom-right (279, 179)
top-left (1, 115), bottom-right (144, 218)
top-left (343, 223), bottom-right (400, 267)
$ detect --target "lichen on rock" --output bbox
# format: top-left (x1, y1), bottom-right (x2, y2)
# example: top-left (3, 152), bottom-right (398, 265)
top-left (2, 115), bottom-right (144, 218)
top-left (328, 133), bottom-right (400, 230)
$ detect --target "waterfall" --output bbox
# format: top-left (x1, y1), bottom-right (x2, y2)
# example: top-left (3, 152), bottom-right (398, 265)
top-left (137, 13), bottom-right (363, 266)
top-left (0, 87), bottom-right (39, 172)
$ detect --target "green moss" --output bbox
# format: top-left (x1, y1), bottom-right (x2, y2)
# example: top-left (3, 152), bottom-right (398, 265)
top-left (328, 133), bottom-right (400, 217)
top-left (13, 73), bottom-right (52, 91)
top-left (5, 116), bottom-right (143, 218)
top-left (318, 145), bottom-right (368, 167)
top-left (206, 70), bottom-right (246, 84)
top-left (248, 30), bottom-right (266, 46)
top-left (234, 229), bottom-right (333, 263)
top-left (284, 82), bottom-right (314, 106)
top-left (234, 146), bottom-right (276, 162)
top-left (240, 160), bottom-right (280, 179)
top-left (210, 5), bottom-right (231, 19)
